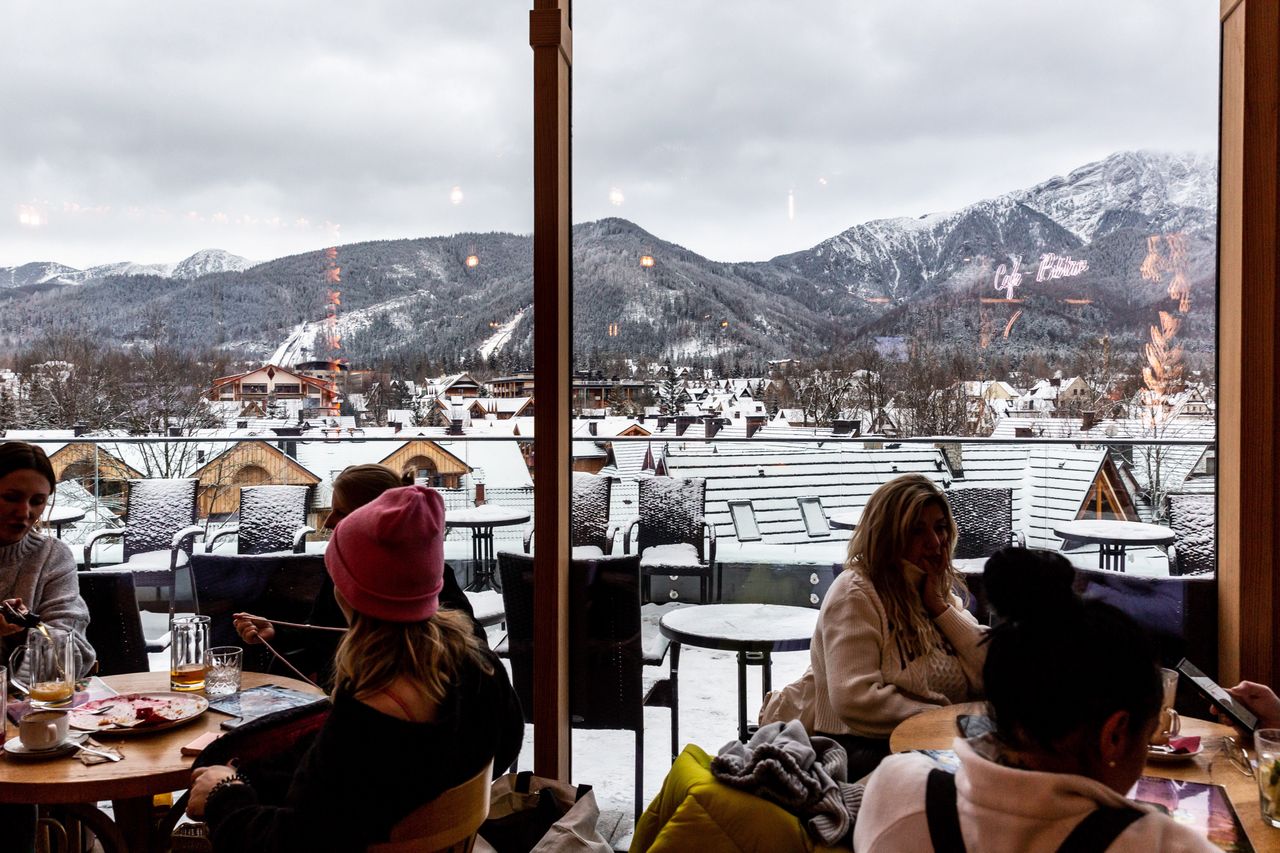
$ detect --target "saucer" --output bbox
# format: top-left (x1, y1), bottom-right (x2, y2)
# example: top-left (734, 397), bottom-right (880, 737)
top-left (3, 732), bottom-right (87, 760)
top-left (1147, 743), bottom-right (1203, 763)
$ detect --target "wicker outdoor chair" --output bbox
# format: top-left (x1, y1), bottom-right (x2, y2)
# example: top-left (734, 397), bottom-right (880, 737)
top-left (83, 478), bottom-right (203, 615)
top-left (946, 487), bottom-right (1023, 572)
top-left (205, 485), bottom-right (315, 555)
top-left (1167, 493), bottom-right (1215, 576)
top-left (624, 477), bottom-right (718, 604)
top-left (522, 471), bottom-right (615, 557)
top-left (498, 551), bottom-right (678, 818)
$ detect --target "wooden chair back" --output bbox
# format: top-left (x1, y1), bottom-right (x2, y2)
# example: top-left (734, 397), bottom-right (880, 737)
top-left (368, 760), bottom-right (493, 853)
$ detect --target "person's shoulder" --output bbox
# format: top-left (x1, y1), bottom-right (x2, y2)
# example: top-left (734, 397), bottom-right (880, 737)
top-left (1122, 809), bottom-right (1222, 852)
top-left (854, 753), bottom-right (935, 848)
top-left (22, 532), bottom-right (72, 567)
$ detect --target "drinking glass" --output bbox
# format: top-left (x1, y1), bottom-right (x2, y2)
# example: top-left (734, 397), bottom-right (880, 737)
top-left (170, 616), bottom-right (211, 692)
top-left (1255, 728), bottom-right (1280, 828)
top-left (204, 646), bottom-right (243, 697)
top-left (1150, 667), bottom-right (1181, 745)
top-left (9, 627), bottom-right (75, 707)
top-left (0, 665), bottom-right (7, 748)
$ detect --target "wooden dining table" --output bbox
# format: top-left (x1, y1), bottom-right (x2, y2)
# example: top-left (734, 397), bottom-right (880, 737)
top-left (0, 671), bottom-right (324, 853)
top-left (891, 701), bottom-right (1276, 850)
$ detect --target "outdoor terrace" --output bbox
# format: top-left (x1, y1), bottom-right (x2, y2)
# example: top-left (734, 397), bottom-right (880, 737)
top-left (30, 431), bottom-right (1216, 832)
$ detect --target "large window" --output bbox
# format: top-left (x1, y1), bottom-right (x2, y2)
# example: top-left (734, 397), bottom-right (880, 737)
top-left (569, 0), bottom-right (1219, 816)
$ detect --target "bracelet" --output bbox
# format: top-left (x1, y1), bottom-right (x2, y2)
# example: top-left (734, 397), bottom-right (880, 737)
top-left (208, 771), bottom-right (251, 800)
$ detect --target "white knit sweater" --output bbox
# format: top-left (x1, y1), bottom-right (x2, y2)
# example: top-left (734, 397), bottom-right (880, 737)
top-left (853, 737), bottom-right (1220, 852)
top-left (0, 532), bottom-right (96, 674)
top-left (810, 566), bottom-right (986, 738)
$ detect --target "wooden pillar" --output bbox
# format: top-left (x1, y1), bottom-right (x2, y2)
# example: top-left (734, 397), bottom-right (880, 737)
top-left (1218, 0), bottom-right (1280, 687)
top-left (530, 0), bottom-right (573, 780)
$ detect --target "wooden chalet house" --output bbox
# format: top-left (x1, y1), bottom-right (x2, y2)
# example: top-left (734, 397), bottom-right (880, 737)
top-left (209, 365), bottom-right (341, 419)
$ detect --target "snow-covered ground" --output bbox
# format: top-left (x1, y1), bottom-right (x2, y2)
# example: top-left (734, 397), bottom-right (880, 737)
top-left (477, 307), bottom-right (529, 360)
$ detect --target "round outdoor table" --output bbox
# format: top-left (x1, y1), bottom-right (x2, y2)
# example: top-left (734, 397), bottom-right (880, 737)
top-left (890, 702), bottom-right (1275, 848)
top-left (1053, 519), bottom-right (1175, 573)
top-left (41, 505), bottom-right (86, 539)
top-left (446, 505), bottom-right (530, 592)
top-left (0, 671), bottom-right (323, 853)
top-left (659, 603), bottom-right (818, 743)
top-left (827, 508), bottom-right (863, 531)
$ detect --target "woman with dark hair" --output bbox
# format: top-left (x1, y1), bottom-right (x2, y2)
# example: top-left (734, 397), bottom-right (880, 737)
top-left (0, 441), bottom-right (95, 670)
top-left (0, 441), bottom-right (96, 853)
top-left (803, 474), bottom-right (986, 778)
top-left (853, 547), bottom-right (1217, 852)
top-left (188, 486), bottom-right (522, 851)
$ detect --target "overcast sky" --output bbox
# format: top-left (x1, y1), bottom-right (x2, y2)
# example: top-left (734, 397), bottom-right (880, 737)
top-left (1, 1), bottom-right (1218, 269)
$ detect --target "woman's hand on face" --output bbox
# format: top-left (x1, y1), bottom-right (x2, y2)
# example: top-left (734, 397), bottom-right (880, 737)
top-left (232, 613), bottom-right (274, 645)
top-left (187, 765), bottom-right (240, 818)
top-left (0, 597), bottom-right (27, 637)
top-left (919, 565), bottom-right (951, 618)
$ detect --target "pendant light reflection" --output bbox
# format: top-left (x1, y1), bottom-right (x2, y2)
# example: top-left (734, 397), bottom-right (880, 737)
top-left (465, 254), bottom-right (480, 269)
top-left (450, 186), bottom-right (465, 206)
top-left (639, 255), bottom-right (655, 268)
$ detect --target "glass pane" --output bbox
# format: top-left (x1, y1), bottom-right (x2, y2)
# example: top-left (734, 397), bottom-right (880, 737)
top-left (574, 0), bottom-right (1218, 824)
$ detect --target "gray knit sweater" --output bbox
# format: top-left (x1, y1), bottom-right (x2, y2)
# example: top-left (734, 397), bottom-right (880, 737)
top-left (0, 532), bottom-right (96, 675)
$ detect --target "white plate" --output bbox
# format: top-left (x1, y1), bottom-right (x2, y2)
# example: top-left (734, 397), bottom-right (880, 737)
top-left (1147, 743), bottom-right (1203, 763)
top-left (69, 692), bottom-right (209, 736)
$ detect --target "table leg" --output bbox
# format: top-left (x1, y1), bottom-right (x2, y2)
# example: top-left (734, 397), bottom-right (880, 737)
top-left (112, 796), bottom-right (156, 853)
top-left (669, 642), bottom-right (681, 762)
top-left (1099, 542), bottom-right (1126, 572)
top-left (736, 651), bottom-right (749, 742)
top-left (761, 650), bottom-right (773, 698)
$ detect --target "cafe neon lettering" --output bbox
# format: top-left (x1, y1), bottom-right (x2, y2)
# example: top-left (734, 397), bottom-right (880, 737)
top-left (993, 253), bottom-right (1089, 298)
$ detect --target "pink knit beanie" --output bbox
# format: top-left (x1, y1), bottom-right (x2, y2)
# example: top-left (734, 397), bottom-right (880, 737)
top-left (325, 485), bottom-right (445, 622)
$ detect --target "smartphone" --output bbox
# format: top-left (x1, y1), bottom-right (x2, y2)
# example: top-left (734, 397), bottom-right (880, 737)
top-left (1176, 658), bottom-right (1259, 733)
top-left (0, 600), bottom-right (39, 629)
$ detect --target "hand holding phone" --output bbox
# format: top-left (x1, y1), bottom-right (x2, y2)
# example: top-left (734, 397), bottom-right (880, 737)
top-left (1177, 658), bottom-right (1259, 733)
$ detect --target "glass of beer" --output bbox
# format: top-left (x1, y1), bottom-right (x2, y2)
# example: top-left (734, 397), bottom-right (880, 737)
top-left (170, 615), bottom-right (211, 692)
top-left (8, 627), bottom-right (76, 708)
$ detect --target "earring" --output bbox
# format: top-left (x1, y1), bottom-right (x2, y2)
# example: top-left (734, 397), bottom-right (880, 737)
top-left (1107, 760), bottom-right (1116, 768)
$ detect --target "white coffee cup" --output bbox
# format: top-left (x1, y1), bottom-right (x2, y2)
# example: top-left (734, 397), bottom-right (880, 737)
top-left (19, 709), bottom-right (70, 749)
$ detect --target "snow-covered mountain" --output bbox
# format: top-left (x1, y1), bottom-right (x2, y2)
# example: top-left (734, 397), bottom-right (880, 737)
top-left (171, 248), bottom-right (254, 279)
top-left (1015, 150), bottom-right (1215, 243)
top-left (0, 248), bottom-right (252, 289)
top-left (771, 150), bottom-right (1216, 304)
top-left (0, 150), bottom-right (1217, 366)
top-left (0, 261), bottom-right (83, 289)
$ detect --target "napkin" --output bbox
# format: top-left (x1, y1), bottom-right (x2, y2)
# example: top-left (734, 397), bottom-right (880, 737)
top-left (76, 738), bottom-right (123, 766)
top-left (1165, 735), bottom-right (1201, 754)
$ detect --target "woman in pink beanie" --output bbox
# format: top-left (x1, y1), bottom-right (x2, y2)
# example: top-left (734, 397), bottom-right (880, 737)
top-left (188, 486), bottom-right (524, 852)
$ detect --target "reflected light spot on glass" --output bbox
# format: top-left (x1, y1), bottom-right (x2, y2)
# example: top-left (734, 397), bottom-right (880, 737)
top-left (817, 177), bottom-right (828, 186)
top-left (608, 187), bottom-right (625, 206)
top-left (17, 206), bottom-right (45, 227)
top-left (787, 189), bottom-right (796, 221)
top-left (639, 255), bottom-right (655, 268)
top-left (465, 254), bottom-right (480, 268)
top-left (450, 186), bottom-right (464, 205)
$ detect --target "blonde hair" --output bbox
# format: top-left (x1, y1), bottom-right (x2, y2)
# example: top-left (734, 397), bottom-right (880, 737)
top-left (845, 474), bottom-right (964, 661)
top-left (332, 608), bottom-right (492, 704)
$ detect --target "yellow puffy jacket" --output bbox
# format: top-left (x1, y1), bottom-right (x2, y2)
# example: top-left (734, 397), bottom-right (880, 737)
top-left (630, 745), bottom-right (846, 853)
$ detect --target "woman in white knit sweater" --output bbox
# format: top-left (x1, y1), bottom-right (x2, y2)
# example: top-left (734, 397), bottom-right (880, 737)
top-left (810, 474), bottom-right (986, 778)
